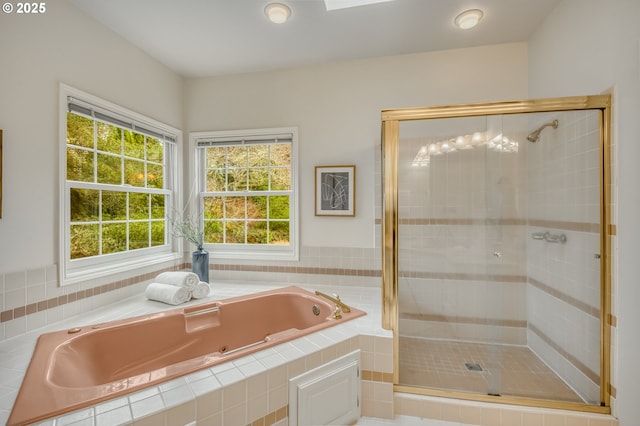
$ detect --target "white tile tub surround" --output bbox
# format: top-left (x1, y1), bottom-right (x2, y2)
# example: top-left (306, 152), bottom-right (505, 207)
top-left (0, 246), bottom-right (381, 342)
top-left (0, 281), bottom-right (392, 426)
top-left (0, 262), bottom-right (180, 341)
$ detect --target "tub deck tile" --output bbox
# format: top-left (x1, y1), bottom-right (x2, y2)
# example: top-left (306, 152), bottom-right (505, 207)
top-left (273, 341), bottom-right (306, 361)
top-left (188, 375), bottom-right (221, 397)
top-left (161, 383), bottom-right (195, 408)
top-left (127, 385), bottom-right (159, 404)
top-left (57, 406), bottom-right (95, 425)
top-left (95, 403), bottom-right (132, 426)
top-left (257, 351), bottom-right (288, 369)
top-left (159, 377), bottom-right (189, 392)
top-left (94, 397), bottom-right (129, 415)
top-left (215, 366), bottom-right (246, 386)
top-left (2, 282), bottom-right (386, 425)
top-left (237, 359), bottom-right (268, 377)
top-left (130, 393), bottom-right (164, 420)
top-left (184, 368), bottom-right (213, 383)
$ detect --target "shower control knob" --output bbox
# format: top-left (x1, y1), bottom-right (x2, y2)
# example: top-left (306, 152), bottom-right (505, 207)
top-left (493, 251), bottom-right (502, 259)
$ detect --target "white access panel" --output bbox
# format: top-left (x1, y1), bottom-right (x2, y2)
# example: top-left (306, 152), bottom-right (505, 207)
top-left (289, 350), bottom-right (360, 426)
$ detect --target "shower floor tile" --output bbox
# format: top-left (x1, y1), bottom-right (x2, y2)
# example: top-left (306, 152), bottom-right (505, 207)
top-left (398, 337), bottom-right (584, 403)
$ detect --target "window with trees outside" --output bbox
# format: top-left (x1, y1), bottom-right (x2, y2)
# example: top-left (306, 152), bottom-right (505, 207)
top-left (60, 85), bottom-right (181, 285)
top-left (192, 128), bottom-right (299, 261)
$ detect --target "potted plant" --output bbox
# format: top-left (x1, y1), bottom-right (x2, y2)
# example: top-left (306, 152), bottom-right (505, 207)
top-left (171, 214), bottom-right (209, 283)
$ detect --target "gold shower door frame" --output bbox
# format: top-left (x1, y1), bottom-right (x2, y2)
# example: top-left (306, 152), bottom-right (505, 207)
top-left (381, 95), bottom-right (612, 414)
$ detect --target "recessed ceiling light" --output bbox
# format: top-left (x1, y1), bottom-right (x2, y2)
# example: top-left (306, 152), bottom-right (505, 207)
top-left (265, 3), bottom-right (291, 24)
top-left (454, 9), bottom-right (484, 30)
top-left (324, 0), bottom-right (393, 12)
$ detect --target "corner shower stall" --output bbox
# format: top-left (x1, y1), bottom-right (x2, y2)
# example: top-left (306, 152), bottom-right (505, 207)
top-left (381, 96), bottom-right (612, 412)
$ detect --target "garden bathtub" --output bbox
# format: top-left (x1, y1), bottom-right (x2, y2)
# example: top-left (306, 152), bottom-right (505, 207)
top-left (8, 286), bottom-right (366, 426)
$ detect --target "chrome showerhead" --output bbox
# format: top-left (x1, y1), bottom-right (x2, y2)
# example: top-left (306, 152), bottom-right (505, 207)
top-left (527, 119), bottom-right (559, 143)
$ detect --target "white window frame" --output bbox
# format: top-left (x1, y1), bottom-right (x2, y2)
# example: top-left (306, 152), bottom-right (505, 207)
top-left (59, 84), bottom-right (183, 286)
top-left (190, 127), bottom-right (299, 261)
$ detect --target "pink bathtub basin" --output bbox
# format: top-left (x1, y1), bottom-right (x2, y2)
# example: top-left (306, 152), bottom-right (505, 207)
top-left (8, 286), bottom-right (366, 426)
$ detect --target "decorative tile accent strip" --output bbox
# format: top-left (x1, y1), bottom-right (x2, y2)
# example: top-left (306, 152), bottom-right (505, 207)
top-left (212, 263), bottom-right (381, 277)
top-left (0, 263), bottom-right (188, 324)
top-left (248, 405), bottom-right (288, 426)
top-left (399, 312), bottom-right (526, 328)
top-left (361, 370), bottom-right (393, 383)
top-left (375, 217), bottom-right (600, 234)
top-left (400, 273), bottom-right (599, 320)
top-left (528, 219), bottom-right (599, 233)
top-left (528, 277), bottom-right (599, 318)
top-left (529, 323), bottom-right (599, 384)
top-left (400, 271), bottom-right (526, 283)
top-left (404, 218), bottom-right (528, 226)
top-left (609, 383), bottom-right (617, 399)
top-left (0, 263), bottom-right (381, 325)
top-left (375, 218), bottom-right (527, 226)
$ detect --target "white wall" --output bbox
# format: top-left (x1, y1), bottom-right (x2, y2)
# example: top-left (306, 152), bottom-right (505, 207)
top-left (185, 43), bottom-right (529, 249)
top-left (0, 1), bottom-right (183, 274)
top-left (529, 1), bottom-right (640, 424)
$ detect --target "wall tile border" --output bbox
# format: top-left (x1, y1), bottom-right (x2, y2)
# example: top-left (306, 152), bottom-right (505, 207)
top-left (212, 263), bottom-right (380, 277)
top-left (0, 263), bottom-right (381, 327)
top-left (376, 217), bottom-right (600, 234)
top-left (0, 263), bottom-right (188, 324)
top-left (529, 276), bottom-right (600, 318)
top-left (530, 323), bottom-right (599, 384)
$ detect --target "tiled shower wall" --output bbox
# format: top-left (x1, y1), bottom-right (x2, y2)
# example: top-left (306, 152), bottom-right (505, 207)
top-left (396, 134), bottom-right (528, 346)
top-left (524, 110), bottom-right (603, 404)
top-left (393, 109), bottom-right (607, 403)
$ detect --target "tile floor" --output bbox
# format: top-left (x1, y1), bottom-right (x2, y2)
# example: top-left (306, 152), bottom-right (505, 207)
top-left (398, 337), bottom-right (583, 403)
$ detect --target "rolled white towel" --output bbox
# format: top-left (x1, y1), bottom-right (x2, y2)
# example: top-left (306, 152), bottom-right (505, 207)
top-left (191, 281), bottom-right (211, 299)
top-left (155, 271), bottom-right (199, 291)
top-left (145, 283), bottom-right (191, 305)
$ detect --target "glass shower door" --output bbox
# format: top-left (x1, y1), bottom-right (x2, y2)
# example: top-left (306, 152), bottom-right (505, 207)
top-left (392, 106), bottom-right (607, 406)
top-left (396, 114), bottom-right (511, 397)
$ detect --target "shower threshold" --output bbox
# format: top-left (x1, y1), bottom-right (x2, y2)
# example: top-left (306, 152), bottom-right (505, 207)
top-left (398, 337), bottom-right (584, 403)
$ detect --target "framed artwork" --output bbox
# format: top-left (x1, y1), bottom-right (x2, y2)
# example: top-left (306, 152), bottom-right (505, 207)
top-left (314, 165), bottom-right (355, 216)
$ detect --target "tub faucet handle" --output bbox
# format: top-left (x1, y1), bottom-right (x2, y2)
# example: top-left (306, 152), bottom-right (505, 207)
top-left (314, 290), bottom-right (352, 314)
top-left (331, 293), bottom-right (345, 318)
top-left (332, 304), bottom-right (343, 319)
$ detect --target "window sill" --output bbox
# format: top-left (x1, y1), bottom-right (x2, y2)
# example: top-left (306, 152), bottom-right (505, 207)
top-left (206, 246), bottom-right (299, 262)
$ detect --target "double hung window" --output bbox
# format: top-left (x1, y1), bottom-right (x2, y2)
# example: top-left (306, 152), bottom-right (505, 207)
top-left (192, 128), bottom-right (299, 261)
top-left (60, 85), bottom-right (181, 284)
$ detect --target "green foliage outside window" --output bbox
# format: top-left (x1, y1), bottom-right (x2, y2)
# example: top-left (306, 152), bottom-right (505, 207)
top-left (66, 112), bottom-right (168, 259)
top-left (203, 143), bottom-right (291, 246)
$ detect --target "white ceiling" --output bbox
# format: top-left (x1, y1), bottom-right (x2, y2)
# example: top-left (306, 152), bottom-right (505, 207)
top-left (68, 0), bottom-right (561, 79)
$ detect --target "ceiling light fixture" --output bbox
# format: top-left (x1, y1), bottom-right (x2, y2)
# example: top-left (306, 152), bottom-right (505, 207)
top-left (265, 3), bottom-right (291, 24)
top-left (454, 9), bottom-right (483, 29)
